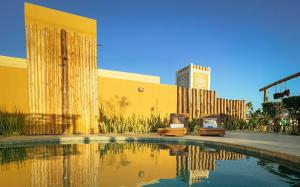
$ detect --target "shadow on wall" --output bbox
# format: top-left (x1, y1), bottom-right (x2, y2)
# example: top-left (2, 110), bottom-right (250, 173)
top-left (26, 113), bottom-right (82, 135)
top-left (100, 96), bottom-right (162, 116)
top-left (100, 95), bottom-right (130, 116)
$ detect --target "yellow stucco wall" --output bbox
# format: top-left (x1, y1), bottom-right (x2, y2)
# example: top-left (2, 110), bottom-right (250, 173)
top-left (0, 56), bottom-right (177, 117)
top-left (98, 69), bottom-right (160, 84)
top-left (98, 77), bottom-right (177, 117)
top-left (25, 2), bottom-right (96, 36)
top-left (0, 56), bottom-right (29, 112)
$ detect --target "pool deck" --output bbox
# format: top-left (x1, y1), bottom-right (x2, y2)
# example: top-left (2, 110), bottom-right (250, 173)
top-left (0, 131), bottom-right (299, 165)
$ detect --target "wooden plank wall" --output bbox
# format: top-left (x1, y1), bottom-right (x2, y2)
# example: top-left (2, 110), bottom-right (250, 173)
top-left (25, 24), bottom-right (98, 135)
top-left (177, 87), bottom-right (246, 119)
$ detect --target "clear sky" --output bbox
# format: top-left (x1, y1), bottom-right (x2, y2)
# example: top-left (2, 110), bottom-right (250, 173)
top-left (0, 0), bottom-right (299, 109)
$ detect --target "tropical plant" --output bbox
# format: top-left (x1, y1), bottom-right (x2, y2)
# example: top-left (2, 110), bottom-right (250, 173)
top-left (0, 109), bottom-right (26, 136)
top-left (247, 108), bottom-right (271, 131)
top-left (262, 102), bottom-right (284, 133)
top-left (283, 96), bottom-right (300, 134)
top-left (188, 118), bottom-right (201, 132)
top-left (219, 115), bottom-right (248, 130)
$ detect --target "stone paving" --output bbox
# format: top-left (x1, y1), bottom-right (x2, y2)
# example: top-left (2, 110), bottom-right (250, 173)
top-left (0, 131), bottom-right (299, 164)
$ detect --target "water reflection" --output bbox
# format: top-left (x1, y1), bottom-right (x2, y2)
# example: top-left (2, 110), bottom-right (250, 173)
top-left (170, 145), bottom-right (245, 185)
top-left (0, 143), bottom-right (299, 187)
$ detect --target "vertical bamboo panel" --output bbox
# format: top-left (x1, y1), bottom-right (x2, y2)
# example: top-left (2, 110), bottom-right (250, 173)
top-left (239, 100), bottom-right (243, 119)
top-left (207, 90), bottom-right (211, 114)
top-left (213, 91), bottom-right (217, 114)
top-left (244, 100), bottom-right (246, 118)
top-left (188, 88), bottom-right (192, 117)
top-left (230, 99), bottom-right (233, 116)
top-left (233, 100), bottom-right (236, 118)
top-left (176, 87), bottom-right (246, 119)
top-left (181, 87), bottom-right (185, 113)
top-left (182, 88), bottom-right (187, 113)
top-left (26, 24), bottom-right (98, 135)
top-left (217, 98), bottom-right (220, 114)
top-left (196, 89), bottom-right (200, 117)
top-left (200, 89), bottom-right (204, 115)
top-left (203, 90), bottom-right (207, 114)
top-left (192, 89), bottom-right (196, 118)
top-left (221, 98), bottom-right (225, 115)
top-left (177, 87), bottom-right (181, 113)
top-left (235, 100), bottom-right (238, 118)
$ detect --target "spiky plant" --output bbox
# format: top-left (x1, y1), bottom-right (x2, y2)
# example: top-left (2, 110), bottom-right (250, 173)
top-left (98, 107), bottom-right (169, 134)
top-left (0, 109), bottom-right (26, 136)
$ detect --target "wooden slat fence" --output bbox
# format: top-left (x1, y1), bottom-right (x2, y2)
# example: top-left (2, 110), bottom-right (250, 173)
top-left (177, 87), bottom-right (246, 119)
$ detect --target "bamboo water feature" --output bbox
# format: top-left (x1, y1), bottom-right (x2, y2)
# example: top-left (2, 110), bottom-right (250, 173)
top-left (25, 4), bottom-right (98, 135)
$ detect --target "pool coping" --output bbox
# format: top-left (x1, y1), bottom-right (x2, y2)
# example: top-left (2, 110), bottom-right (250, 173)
top-left (0, 134), bottom-right (299, 167)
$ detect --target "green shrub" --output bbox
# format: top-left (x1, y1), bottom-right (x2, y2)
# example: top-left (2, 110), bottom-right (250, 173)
top-left (219, 115), bottom-right (248, 130)
top-left (0, 109), bottom-right (26, 136)
top-left (283, 96), bottom-right (300, 134)
top-left (247, 109), bottom-right (271, 131)
top-left (0, 146), bottom-right (26, 166)
top-left (98, 107), bottom-right (169, 134)
top-left (262, 102), bottom-right (284, 133)
top-left (188, 118), bottom-right (201, 132)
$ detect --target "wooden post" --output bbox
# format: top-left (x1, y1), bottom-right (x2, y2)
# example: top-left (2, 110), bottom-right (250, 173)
top-left (263, 89), bottom-right (268, 103)
top-left (61, 29), bottom-right (69, 134)
top-left (188, 88), bottom-right (192, 118)
top-left (177, 87), bottom-right (181, 113)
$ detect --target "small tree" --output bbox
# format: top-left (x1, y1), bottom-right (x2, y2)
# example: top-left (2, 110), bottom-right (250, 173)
top-left (283, 96), bottom-right (300, 134)
top-left (262, 102), bottom-right (283, 133)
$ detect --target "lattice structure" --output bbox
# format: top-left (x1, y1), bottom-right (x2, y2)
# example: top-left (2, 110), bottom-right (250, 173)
top-left (176, 64), bottom-right (211, 90)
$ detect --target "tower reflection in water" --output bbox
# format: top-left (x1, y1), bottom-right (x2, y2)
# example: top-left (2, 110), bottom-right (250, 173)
top-left (164, 144), bottom-right (245, 185)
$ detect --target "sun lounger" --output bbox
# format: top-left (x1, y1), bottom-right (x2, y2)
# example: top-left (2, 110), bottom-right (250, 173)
top-left (198, 117), bottom-right (225, 136)
top-left (157, 113), bottom-right (189, 137)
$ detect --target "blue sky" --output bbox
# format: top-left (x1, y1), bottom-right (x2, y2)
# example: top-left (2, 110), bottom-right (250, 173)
top-left (0, 0), bottom-right (299, 109)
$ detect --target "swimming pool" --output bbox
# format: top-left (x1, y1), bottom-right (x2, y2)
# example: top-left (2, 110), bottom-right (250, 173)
top-left (0, 142), bottom-right (299, 187)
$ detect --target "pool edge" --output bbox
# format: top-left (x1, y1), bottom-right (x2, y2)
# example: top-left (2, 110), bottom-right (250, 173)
top-left (0, 134), bottom-right (299, 167)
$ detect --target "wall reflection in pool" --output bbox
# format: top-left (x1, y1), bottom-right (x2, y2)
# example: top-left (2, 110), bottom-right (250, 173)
top-left (0, 143), bottom-right (299, 187)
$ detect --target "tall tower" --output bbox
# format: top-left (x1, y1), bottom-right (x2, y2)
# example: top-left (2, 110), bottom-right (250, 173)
top-left (176, 64), bottom-right (211, 90)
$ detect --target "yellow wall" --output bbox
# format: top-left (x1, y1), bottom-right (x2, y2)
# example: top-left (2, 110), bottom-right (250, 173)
top-left (0, 56), bottom-right (177, 117)
top-left (0, 161), bottom-right (32, 187)
top-left (99, 145), bottom-right (177, 186)
top-left (98, 69), bottom-right (160, 84)
top-left (98, 77), bottom-right (177, 117)
top-left (25, 2), bottom-right (96, 36)
top-left (0, 56), bottom-right (29, 112)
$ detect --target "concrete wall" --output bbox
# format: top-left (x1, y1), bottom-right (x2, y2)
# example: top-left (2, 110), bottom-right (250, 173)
top-left (0, 55), bottom-right (177, 117)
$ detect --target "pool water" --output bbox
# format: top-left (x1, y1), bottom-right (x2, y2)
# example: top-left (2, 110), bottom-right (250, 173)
top-left (0, 143), bottom-right (299, 187)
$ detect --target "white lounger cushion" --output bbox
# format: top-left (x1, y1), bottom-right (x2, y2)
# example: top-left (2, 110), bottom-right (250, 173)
top-left (170, 124), bottom-right (184, 128)
top-left (203, 118), bottom-right (218, 128)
